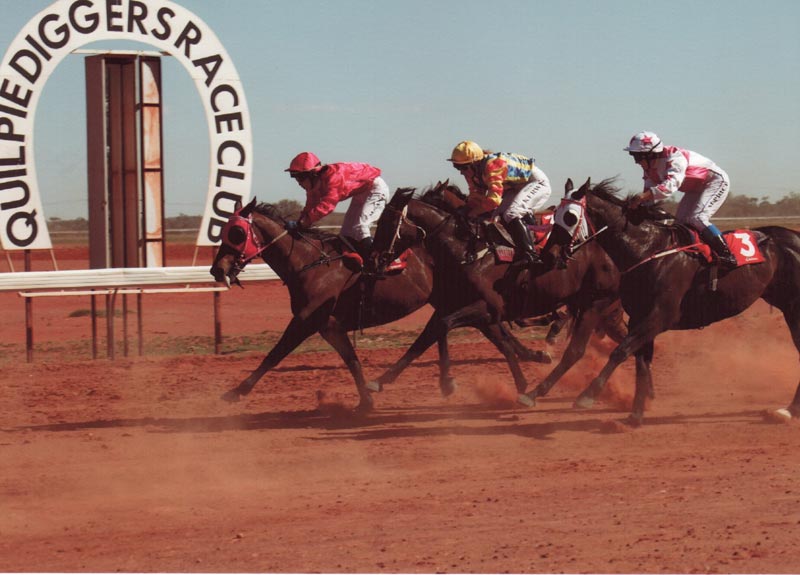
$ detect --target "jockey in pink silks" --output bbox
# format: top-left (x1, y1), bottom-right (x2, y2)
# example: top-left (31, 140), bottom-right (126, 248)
top-left (284, 151), bottom-right (390, 260)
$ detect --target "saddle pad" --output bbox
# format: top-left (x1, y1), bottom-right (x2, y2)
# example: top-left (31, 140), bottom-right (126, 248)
top-left (528, 212), bottom-right (553, 250)
top-left (494, 245), bottom-right (515, 263)
top-left (385, 248), bottom-right (411, 273)
top-left (686, 229), bottom-right (765, 267)
top-left (725, 230), bottom-right (765, 266)
top-left (529, 224), bottom-right (552, 250)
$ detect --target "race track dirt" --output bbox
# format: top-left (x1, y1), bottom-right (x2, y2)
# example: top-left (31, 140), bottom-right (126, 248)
top-left (1, 245), bottom-right (799, 573)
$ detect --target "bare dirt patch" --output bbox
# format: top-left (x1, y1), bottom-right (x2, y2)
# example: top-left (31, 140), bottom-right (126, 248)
top-left (1, 246), bottom-right (799, 573)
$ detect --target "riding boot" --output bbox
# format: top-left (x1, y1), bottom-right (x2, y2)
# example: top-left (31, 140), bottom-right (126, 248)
top-left (506, 217), bottom-right (542, 267)
top-left (356, 236), bottom-right (377, 274)
top-left (700, 226), bottom-right (737, 269)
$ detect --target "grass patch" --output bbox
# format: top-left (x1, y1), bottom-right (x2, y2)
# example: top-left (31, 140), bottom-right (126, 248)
top-left (0, 323), bottom-right (552, 365)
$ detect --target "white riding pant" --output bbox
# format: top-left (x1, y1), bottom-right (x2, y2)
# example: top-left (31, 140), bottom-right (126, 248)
top-left (496, 168), bottom-right (552, 223)
top-left (340, 176), bottom-right (390, 241)
top-left (675, 169), bottom-right (730, 230)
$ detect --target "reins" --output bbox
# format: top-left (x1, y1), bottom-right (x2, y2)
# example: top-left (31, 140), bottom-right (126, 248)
top-left (564, 196), bottom-right (702, 274)
top-left (621, 241), bottom-right (704, 274)
top-left (240, 228), bottom-right (288, 265)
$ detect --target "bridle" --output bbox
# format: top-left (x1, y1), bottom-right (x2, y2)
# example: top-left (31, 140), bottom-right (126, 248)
top-left (554, 195), bottom-right (606, 262)
top-left (376, 203), bottom-right (426, 269)
top-left (220, 213), bottom-right (287, 273)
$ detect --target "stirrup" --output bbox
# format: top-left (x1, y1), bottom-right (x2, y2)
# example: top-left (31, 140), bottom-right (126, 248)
top-left (716, 253), bottom-right (738, 269)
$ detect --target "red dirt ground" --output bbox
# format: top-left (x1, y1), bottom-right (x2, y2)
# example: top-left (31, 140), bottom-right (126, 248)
top-left (1, 245), bottom-right (799, 573)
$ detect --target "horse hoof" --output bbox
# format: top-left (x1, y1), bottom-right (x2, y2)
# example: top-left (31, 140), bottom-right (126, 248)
top-left (574, 395), bottom-right (595, 409)
top-left (517, 394), bottom-right (535, 408)
top-left (354, 402), bottom-right (374, 415)
top-left (625, 414), bottom-right (643, 427)
top-left (763, 408), bottom-right (792, 424)
top-left (439, 377), bottom-right (458, 397)
top-left (221, 390), bottom-right (241, 403)
top-left (366, 380), bottom-right (383, 393)
top-left (531, 385), bottom-right (548, 398)
top-left (536, 351), bottom-right (553, 364)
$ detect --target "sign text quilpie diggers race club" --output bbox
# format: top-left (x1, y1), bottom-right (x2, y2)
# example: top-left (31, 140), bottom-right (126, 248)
top-left (0, 0), bottom-right (252, 250)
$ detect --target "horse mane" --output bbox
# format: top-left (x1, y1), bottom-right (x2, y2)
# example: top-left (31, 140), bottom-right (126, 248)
top-left (589, 178), bottom-right (675, 222)
top-left (253, 202), bottom-right (337, 241)
top-left (588, 178), bottom-right (628, 205)
top-left (419, 182), bottom-right (466, 213)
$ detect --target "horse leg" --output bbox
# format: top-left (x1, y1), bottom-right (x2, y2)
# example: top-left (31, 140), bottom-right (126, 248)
top-left (368, 310), bottom-right (446, 392)
top-left (545, 309), bottom-right (572, 345)
top-left (574, 313), bottom-right (665, 409)
top-left (528, 306), bottom-right (601, 400)
top-left (779, 304), bottom-right (800, 418)
top-left (435, 332), bottom-right (457, 397)
top-left (318, 319), bottom-right (374, 413)
top-left (600, 300), bottom-right (628, 344)
top-left (628, 340), bottom-right (655, 426)
top-left (474, 321), bottom-right (533, 402)
top-left (221, 314), bottom-right (320, 402)
top-left (499, 322), bottom-right (552, 364)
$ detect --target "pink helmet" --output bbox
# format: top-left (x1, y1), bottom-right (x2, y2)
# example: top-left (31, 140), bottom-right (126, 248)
top-left (285, 152), bottom-right (322, 173)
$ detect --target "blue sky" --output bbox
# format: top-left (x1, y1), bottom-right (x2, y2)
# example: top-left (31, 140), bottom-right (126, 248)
top-left (1, 0), bottom-right (799, 218)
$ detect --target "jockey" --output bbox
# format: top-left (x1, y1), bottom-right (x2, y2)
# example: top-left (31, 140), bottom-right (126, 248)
top-left (284, 151), bottom-right (390, 263)
top-left (626, 131), bottom-right (737, 268)
top-left (448, 140), bottom-right (552, 267)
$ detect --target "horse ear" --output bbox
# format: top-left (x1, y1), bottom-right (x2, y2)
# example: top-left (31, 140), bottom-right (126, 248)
top-left (564, 178), bottom-right (574, 196)
top-left (389, 187), bottom-right (415, 208)
top-left (240, 197), bottom-right (257, 217)
top-left (574, 178), bottom-right (591, 199)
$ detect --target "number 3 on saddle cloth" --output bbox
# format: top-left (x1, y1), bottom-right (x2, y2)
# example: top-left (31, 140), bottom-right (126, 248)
top-left (688, 229), bottom-right (766, 267)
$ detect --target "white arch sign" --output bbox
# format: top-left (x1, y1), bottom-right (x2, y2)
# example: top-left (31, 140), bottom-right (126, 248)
top-left (0, 0), bottom-right (252, 250)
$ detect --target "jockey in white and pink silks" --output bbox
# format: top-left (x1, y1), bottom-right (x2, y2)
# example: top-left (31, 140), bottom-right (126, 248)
top-left (626, 131), bottom-right (737, 267)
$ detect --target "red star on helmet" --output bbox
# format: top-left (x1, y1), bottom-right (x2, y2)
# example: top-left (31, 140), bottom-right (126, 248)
top-left (641, 135), bottom-right (653, 145)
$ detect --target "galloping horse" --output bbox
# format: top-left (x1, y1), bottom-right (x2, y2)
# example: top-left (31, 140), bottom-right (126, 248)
top-left (547, 177), bottom-right (800, 425)
top-left (370, 184), bottom-right (625, 402)
top-left (209, 198), bottom-right (545, 411)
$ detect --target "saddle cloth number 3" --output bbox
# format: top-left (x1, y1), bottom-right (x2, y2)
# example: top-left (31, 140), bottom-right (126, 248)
top-left (726, 231), bottom-right (765, 265)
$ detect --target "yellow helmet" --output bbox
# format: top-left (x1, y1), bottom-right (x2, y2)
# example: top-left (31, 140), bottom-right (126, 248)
top-left (449, 140), bottom-right (485, 164)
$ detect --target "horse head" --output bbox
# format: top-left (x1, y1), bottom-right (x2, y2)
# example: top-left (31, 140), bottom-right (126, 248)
top-left (209, 197), bottom-right (289, 287)
top-left (209, 197), bottom-right (256, 286)
top-left (544, 178), bottom-right (592, 264)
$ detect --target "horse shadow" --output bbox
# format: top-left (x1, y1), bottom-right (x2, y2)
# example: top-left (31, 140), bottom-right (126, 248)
top-left (6, 405), bottom-right (774, 441)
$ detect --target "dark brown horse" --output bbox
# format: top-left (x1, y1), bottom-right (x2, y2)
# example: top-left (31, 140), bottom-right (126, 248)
top-left (547, 177), bottom-right (800, 425)
top-left (370, 184), bottom-right (626, 403)
top-left (209, 198), bottom-right (546, 411)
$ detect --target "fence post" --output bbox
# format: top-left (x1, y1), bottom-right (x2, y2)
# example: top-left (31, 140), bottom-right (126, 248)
top-left (24, 250), bottom-right (33, 363)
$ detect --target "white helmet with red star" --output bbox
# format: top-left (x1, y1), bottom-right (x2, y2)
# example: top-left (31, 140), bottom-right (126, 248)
top-left (624, 131), bottom-right (664, 153)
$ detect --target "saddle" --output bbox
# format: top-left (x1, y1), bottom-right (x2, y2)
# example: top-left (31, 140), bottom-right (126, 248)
top-left (479, 213), bottom-right (554, 264)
